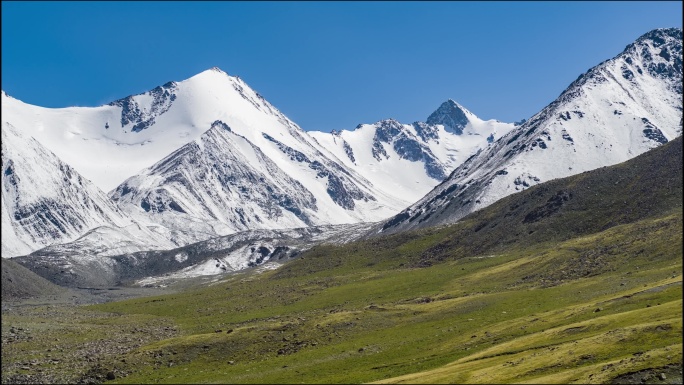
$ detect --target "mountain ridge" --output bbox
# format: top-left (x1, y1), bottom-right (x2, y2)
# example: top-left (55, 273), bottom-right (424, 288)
top-left (2, 28), bottom-right (681, 264)
top-left (309, 102), bottom-right (514, 204)
top-left (380, 27), bottom-right (683, 234)
top-left (4, 69), bottom-right (488, 257)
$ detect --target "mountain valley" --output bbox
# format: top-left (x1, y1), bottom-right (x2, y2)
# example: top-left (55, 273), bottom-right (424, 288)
top-left (1, 27), bottom-right (683, 385)
top-left (3, 133), bottom-right (681, 384)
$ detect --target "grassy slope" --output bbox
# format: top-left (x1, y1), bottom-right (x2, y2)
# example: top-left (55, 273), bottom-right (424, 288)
top-left (87, 213), bottom-right (683, 384)
top-left (2, 138), bottom-right (681, 384)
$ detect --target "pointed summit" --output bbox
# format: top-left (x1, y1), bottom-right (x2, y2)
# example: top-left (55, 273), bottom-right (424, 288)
top-left (426, 99), bottom-right (476, 134)
top-left (209, 66), bottom-right (227, 74)
top-left (633, 27), bottom-right (682, 46)
top-left (188, 66), bottom-right (233, 82)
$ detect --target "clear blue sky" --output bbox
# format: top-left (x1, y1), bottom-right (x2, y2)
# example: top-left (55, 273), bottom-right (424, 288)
top-left (2, 1), bottom-right (682, 132)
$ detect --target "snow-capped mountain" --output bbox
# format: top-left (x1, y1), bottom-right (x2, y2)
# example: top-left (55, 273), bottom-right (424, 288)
top-left (7, 68), bottom-right (510, 258)
top-left (7, 28), bottom-right (678, 266)
top-left (2, 67), bottom-right (369, 193)
top-left (1, 122), bottom-right (168, 257)
top-left (2, 68), bottom-right (515, 271)
top-left (2, 69), bottom-right (419, 254)
top-left (309, 102), bottom-right (514, 205)
top-left (108, 117), bottom-right (400, 245)
top-left (380, 28), bottom-right (683, 233)
top-left (10, 96), bottom-right (512, 277)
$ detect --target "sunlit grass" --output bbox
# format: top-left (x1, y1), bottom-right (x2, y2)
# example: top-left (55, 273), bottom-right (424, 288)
top-left (77, 212), bottom-right (683, 384)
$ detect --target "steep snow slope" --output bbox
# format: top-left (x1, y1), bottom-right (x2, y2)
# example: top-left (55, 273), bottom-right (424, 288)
top-left (1, 68), bottom-right (368, 193)
top-left (1, 122), bottom-right (169, 257)
top-left (309, 101), bottom-right (514, 204)
top-left (2, 87), bottom-right (197, 192)
top-left (108, 116), bottom-right (404, 244)
top-left (381, 28), bottom-right (683, 233)
top-left (2, 68), bottom-right (410, 251)
top-left (108, 119), bottom-right (370, 241)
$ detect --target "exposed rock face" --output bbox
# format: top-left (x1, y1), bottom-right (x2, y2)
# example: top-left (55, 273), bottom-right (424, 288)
top-left (426, 99), bottom-right (471, 134)
top-left (370, 119), bottom-right (447, 180)
top-left (108, 81), bottom-right (178, 132)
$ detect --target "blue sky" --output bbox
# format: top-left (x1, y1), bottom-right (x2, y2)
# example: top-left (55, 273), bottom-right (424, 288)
top-left (2, 1), bottom-right (682, 132)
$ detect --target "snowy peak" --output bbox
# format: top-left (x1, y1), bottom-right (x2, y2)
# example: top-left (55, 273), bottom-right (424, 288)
top-left (380, 28), bottom-right (683, 234)
top-left (208, 66), bottom-right (227, 73)
top-left (109, 119), bottom-right (320, 243)
top-left (3, 66), bottom-right (414, 258)
top-left (177, 67), bottom-right (307, 136)
top-left (632, 27), bottom-right (682, 52)
top-left (555, 28), bottom-right (682, 107)
top-left (1, 66), bottom-right (308, 192)
top-left (104, 66), bottom-right (292, 135)
top-left (625, 27), bottom-right (682, 89)
top-left (309, 111), bottom-right (514, 207)
top-left (426, 99), bottom-right (478, 134)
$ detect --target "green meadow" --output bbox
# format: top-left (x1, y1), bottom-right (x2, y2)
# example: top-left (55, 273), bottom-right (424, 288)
top-left (2, 138), bottom-right (682, 384)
